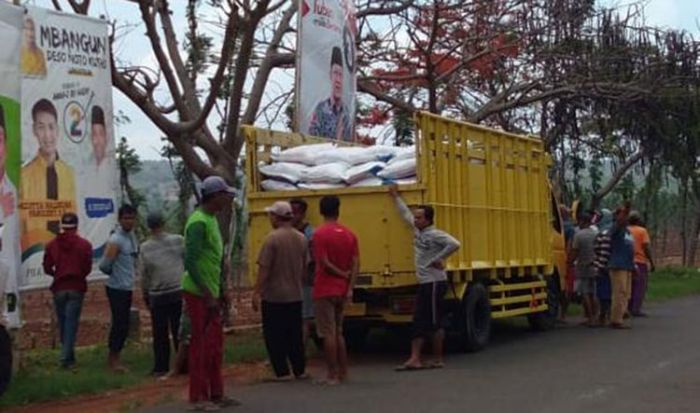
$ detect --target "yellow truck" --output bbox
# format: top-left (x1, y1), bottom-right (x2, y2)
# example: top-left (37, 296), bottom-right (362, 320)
top-left (244, 112), bottom-right (567, 351)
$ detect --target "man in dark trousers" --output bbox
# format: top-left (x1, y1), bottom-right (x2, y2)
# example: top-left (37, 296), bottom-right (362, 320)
top-left (139, 212), bottom-right (184, 377)
top-left (253, 201), bottom-right (308, 381)
top-left (389, 185), bottom-right (460, 371)
top-left (43, 213), bottom-right (93, 369)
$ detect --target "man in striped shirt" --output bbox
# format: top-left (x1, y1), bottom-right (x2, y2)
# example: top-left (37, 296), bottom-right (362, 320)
top-left (593, 209), bottom-right (613, 325)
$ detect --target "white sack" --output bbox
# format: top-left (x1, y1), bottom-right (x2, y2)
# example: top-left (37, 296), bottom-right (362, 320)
top-left (388, 146), bottom-right (416, 164)
top-left (298, 182), bottom-right (347, 190)
top-left (314, 147), bottom-right (377, 166)
top-left (300, 162), bottom-right (350, 183)
top-left (364, 145), bottom-right (398, 162)
top-left (261, 179), bottom-right (298, 191)
top-left (350, 177), bottom-right (384, 187)
top-left (259, 162), bottom-right (307, 183)
top-left (343, 161), bottom-right (385, 184)
top-left (394, 176), bottom-right (418, 185)
top-left (272, 143), bottom-right (336, 165)
top-left (377, 158), bottom-right (417, 180)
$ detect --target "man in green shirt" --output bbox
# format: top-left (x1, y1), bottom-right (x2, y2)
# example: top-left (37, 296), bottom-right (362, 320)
top-left (182, 176), bottom-right (238, 410)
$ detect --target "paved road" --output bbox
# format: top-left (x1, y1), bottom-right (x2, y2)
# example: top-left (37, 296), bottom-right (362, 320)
top-left (143, 297), bottom-right (700, 413)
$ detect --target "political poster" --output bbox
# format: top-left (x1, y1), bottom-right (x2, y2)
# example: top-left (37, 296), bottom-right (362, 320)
top-left (0, 2), bottom-right (23, 327)
top-left (297, 0), bottom-right (357, 141)
top-left (19, 6), bottom-right (117, 288)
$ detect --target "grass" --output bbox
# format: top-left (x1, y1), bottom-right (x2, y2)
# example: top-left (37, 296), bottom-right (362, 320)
top-left (646, 266), bottom-right (700, 302)
top-left (0, 330), bottom-right (267, 408)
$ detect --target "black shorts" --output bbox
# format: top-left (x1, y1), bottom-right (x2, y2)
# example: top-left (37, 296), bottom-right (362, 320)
top-left (412, 281), bottom-right (448, 339)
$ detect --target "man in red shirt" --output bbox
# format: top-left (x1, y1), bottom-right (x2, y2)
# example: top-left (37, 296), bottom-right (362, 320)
top-left (312, 196), bottom-right (359, 385)
top-left (43, 213), bottom-right (93, 369)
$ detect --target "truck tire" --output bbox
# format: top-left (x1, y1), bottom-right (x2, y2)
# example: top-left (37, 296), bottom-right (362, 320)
top-left (460, 283), bottom-right (491, 352)
top-left (527, 275), bottom-right (560, 331)
top-left (0, 325), bottom-right (11, 397)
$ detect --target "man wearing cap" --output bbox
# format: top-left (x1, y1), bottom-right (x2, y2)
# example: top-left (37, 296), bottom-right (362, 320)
top-left (43, 213), bottom-right (93, 368)
top-left (139, 212), bottom-right (184, 377)
top-left (181, 176), bottom-right (238, 410)
top-left (253, 201), bottom-right (309, 381)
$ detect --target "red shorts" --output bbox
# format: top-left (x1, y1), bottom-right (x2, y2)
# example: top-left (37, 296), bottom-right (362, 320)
top-left (565, 265), bottom-right (576, 294)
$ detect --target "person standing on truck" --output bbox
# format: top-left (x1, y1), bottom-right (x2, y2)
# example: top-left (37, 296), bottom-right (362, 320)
top-left (608, 203), bottom-right (635, 329)
top-left (627, 211), bottom-right (655, 317)
top-left (569, 211), bottom-right (599, 327)
top-left (42, 213), bottom-right (93, 369)
top-left (139, 212), bottom-right (185, 377)
top-left (181, 176), bottom-right (239, 410)
top-left (253, 201), bottom-right (309, 381)
top-left (99, 204), bottom-right (138, 372)
top-left (312, 195), bottom-right (359, 385)
top-left (289, 198), bottom-right (316, 348)
top-left (389, 186), bottom-right (461, 371)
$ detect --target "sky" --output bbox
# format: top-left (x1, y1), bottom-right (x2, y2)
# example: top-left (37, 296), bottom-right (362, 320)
top-left (27, 0), bottom-right (700, 160)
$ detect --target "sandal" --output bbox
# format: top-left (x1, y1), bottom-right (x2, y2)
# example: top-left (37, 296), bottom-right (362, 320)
top-left (213, 396), bottom-right (241, 408)
top-left (394, 364), bottom-right (427, 372)
top-left (188, 402), bottom-right (221, 412)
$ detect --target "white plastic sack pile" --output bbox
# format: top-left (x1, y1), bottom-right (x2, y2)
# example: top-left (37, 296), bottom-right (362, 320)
top-left (272, 143), bottom-right (335, 165)
top-left (300, 162), bottom-right (350, 183)
top-left (378, 158), bottom-right (417, 180)
top-left (259, 162), bottom-right (307, 183)
top-left (259, 144), bottom-right (417, 191)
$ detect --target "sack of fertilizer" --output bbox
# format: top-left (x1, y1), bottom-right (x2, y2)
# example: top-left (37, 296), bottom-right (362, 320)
top-left (272, 143), bottom-right (336, 165)
top-left (343, 161), bottom-right (386, 184)
top-left (259, 162), bottom-right (306, 183)
top-left (300, 162), bottom-right (350, 183)
top-left (350, 177), bottom-right (384, 187)
top-left (388, 146), bottom-right (416, 164)
top-left (392, 176), bottom-right (418, 185)
top-left (298, 182), bottom-right (347, 190)
top-left (261, 179), bottom-right (298, 191)
top-left (364, 145), bottom-right (398, 162)
top-left (377, 158), bottom-right (416, 180)
top-left (315, 146), bottom-right (377, 166)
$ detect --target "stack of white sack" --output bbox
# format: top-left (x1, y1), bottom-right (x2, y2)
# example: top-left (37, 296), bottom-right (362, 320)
top-left (259, 144), bottom-right (417, 190)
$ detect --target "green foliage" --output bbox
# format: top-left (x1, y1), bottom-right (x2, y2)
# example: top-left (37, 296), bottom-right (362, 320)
top-left (646, 267), bottom-right (700, 302)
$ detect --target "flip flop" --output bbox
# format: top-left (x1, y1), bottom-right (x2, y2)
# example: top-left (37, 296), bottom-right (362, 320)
top-left (213, 396), bottom-right (241, 408)
top-left (429, 361), bottom-right (445, 369)
top-left (394, 364), bottom-right (427, 372)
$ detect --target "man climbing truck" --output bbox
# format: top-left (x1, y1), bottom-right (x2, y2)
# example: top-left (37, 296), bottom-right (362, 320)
top-left (244, 112), bottom-right (566, 351)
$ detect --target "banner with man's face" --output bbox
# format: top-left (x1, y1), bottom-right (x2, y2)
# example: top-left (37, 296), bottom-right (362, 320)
top-left (297, 0), bottom-right (357, 141)
top-left (0, 2), bottom-right (23, 327)
top-left (19, 6), bottom-right (117, 288)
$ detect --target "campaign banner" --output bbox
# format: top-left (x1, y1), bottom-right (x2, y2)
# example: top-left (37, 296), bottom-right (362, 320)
top-left (19, 7), bottom-right (117, 288)
top-left (297, 0), bottom-right (357, 141)
top-left (0, 2), bottom-right (23, 327)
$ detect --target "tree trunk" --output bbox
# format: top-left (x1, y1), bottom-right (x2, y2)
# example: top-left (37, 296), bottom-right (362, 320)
top-left (687, 209), bottom-right (700, 266)
top-left (590, 151), bottom-right (644, 210)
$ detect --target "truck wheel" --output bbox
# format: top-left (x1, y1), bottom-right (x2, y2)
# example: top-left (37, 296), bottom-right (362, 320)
top-left (527, 275), bottom-right (560, 331)
top-left (460, 283), bottom-right (491, 352)
top-left (343, 327), bottom-right (370, 352)
top-left (0, 325), bottom-right (11, 397)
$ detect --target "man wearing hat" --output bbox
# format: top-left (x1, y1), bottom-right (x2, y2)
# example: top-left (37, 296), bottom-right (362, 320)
top-left (181, 176), bottom-right (238, 410)
top-left (253, 201), bottom-right (309, 381)
top-left (42, 213), bottom-right (93, 368)
top-left (139, 212), bottom-right (184, 377)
